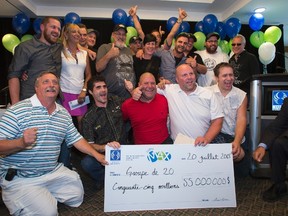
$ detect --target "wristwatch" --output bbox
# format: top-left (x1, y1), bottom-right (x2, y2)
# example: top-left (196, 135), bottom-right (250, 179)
top-left (82, 88), bottom-right (87, 92)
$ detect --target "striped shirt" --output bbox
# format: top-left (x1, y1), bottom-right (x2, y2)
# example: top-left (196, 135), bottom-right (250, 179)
top-left (0, 94), bottom-right (82, 178)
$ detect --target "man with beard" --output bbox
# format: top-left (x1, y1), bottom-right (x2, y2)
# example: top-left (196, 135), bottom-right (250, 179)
top-left (0, 72), bottom-right (114, 215)
top-left (8, 17), bottom-right (62, 105)
top-left (195, 33), bottom-right (229, 87)
top-left (122, 72), bottom-right (172, 144)
top-left (133, 64), bottom-right (224, 145)
top-left (81, 75), bottom-right (123, 189)
top-left (96, 24), bottom-right (135, 99)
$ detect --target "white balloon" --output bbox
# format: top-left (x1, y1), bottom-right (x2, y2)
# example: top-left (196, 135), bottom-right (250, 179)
top-left (259, 52), bottom-right (275, 65)
top-left (258, 42), bottom-right (276, 62)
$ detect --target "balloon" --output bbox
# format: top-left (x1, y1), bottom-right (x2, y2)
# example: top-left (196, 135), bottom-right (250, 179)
top-left (112, 8), bottom-right (127, 25)
top-left (64, 12), bottom-right (81, 24)
top-left (259, 54), bottom-right (275, 65)
top-left (203, 14), bottom-right (218, 34)
top-left (264, 26), bottom-right (282, 44)
top-left (125, 26), bottom-right (138, 45)
top-left (193, 31), bottom-right (206, 50)
top-left (194, 21), bottom-right (206, 33)
top-left (258, 42), bottom-right (276, 64)
top-left (218, 40), bottom-right (230, 54)
top-left (126, 15), bottom-right (140, 27)
top-left (250, 31), bottom-right (264, 48)
top-left (33, 18), bottom-right (42, 34)
top-left (215, 22), bottom-right (226, 40)
top-left (12, 13), bottom-right (30, 35)
top-left (249, 13), bottom-right (264, 31)
top-left (2, 34), bottom-right (20, 53)
top-left (21, 34), bottom-right (33, 42)
top-left (166, 17), bottom-right (177, 32)
top-left (225, 17), bottom-right (241, 39)
top-left (180, 21), bottom-right (190, 33)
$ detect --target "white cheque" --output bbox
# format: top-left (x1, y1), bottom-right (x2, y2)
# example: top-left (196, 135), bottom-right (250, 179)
top-left (104, 144), bottom-right (236, 212)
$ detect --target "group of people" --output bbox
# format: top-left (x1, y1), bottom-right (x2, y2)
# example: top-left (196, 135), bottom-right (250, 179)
top-left (0, 5), bottom-right (286, 215)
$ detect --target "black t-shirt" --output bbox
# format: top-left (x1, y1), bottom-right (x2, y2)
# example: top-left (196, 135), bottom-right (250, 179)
top-left (133, 55), bottom-right (161, 83)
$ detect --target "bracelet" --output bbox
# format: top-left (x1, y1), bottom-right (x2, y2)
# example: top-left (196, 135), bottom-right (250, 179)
top-left (176, 19), bottom-right (182, 24)
top-left (82, 88), bottom-right (87, 92)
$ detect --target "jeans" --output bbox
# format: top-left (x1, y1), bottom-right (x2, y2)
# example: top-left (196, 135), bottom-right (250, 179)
top-left (81, 155), bottom-right (105, 186)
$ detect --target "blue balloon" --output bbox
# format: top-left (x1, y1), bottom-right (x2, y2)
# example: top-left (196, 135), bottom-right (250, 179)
top-left (180, 21), bottom-right (191, 33)
top-left (126, 15), bottom-right (140, 27)
top-left (112, 8), bottom-right (127, 25)
top-left (195, 21), bottom-right (206, 33)
top-left (203, 14), bottom-right (218, 34)
top-left (225, 17), bottom-right (241, 39)
top-left (64, 12), bottom-right (81, 25)
top-left (215, 22), bottom-right (226, 40)
top-left (12, 13), bottom-right (30, 35)
top-left (166, 17), bottom-right (177, 32)
top-left (249, 13), bottom-right (264, 31)
top-left (33, 18), bottom-right (42, 34)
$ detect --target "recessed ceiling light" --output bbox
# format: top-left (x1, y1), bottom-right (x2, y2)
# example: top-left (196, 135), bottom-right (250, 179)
top-left (254, 7), bottom-right (266, 13)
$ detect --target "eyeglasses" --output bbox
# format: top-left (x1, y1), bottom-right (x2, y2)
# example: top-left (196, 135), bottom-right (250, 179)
top-left (232, 43), bottom-right (242, 47)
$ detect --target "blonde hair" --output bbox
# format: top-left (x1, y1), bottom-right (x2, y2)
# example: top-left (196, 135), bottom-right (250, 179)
top-left (61, 23), bottom-right (81, 59)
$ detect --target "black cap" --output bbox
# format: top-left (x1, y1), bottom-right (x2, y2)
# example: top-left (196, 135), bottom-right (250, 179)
top-left (87, 28), bottom-right (99, 38)
top-left (187, 33), bottom-right (197, 42)
top-left (129, 36), bottom-right (142, 44)
top-left (113, 24), bottom-right (127, 33)
top-left (206, 32), bottom-right (220, 41)
top-left (143, 34), bottom-right (157, 45)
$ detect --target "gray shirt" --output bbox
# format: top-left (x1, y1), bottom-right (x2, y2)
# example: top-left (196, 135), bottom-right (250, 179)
top-left (8, 35), bottom-right (62, 100)
top-left (96, 43), bottom-right (134, 99)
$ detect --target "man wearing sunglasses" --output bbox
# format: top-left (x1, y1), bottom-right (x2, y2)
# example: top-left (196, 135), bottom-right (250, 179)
top-left (229, 34), bottom-right (260, 97)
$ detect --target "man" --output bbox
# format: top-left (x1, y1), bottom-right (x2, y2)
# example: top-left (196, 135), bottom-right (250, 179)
top-left (78, 23), bottom-right (88, 48)
top-left (81, 75), bottom-right (123, 188)
top-left (8, 17), bottom-right (62, 105)
top-left (87, 28), bottom-right (99, 74)
top-left (195, 32), bottom-right (229, 87)
top-left (129, 36), bottom-right (142, 55)
top-left (133, 64), bottom-right (224, 145)
top-left (229, 34), bottom-right (260, 97)
top-left (0, 72), bottom-right (116, 215)
top-left (208, 63), bottom-right (249, 176)
top-left (96, 24), bottom-right (135, 99)
top-left (122, 72), bottom-right (172, 144)
top-left (253, 97), bottom-right (288, 202)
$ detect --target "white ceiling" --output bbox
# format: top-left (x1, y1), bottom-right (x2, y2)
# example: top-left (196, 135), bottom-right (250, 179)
top-left (2, 0), bottom-right (288, 46)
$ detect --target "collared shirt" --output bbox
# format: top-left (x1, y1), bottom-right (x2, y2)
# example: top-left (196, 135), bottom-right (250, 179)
top-left (157, 84), bottom-right (224, 140)
top-left (154, 48), bottom-right (186, 83)
top-left (8, 35), bottom-right (62, 100)
top-left (81, 96), bottom-right (126, 144)
top-left (0, 94), bottom-right (82, 178)
top-left (208, 84), bottom-right (246, 137)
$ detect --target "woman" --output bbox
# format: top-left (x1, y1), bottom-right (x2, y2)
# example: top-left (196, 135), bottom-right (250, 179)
top-left (60, 23), bottom-right (91, 130)
top-left (133, 34), bottom-right (161, 84)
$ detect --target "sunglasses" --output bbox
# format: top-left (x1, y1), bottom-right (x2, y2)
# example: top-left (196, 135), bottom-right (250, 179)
top-left (232, 43), bottom-right (242, 46)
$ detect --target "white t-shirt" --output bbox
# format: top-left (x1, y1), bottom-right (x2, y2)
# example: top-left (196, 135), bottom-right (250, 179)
top-left (195, 50), bottom-right (229, 87)
top-left (157, 84), bottom-right (224, 140)
top-left (60, 48), bottom-right (87, 94)
top-left (208, 84), bottom-right (246, 136)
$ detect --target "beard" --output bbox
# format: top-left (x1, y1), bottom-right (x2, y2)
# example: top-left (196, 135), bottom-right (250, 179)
top-left (43, 30), bottom-right (59, 45)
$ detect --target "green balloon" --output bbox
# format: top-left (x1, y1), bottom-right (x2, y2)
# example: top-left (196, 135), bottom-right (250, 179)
top-left (228, 39), bottom-right (233, 51)
top-left (125, 26), bottom-right (138, 46)
top-left (249, 31), bottom-right (264, 48)
top-left (218, 40), bottom-right (230, 54)
top-left (193, 31), bottom-right (205, 50)
top-left (2, 34), bottom-right (20, 53)
top-left (264, 26), bottom-right (282, 44)
top-left (21, 34), bottom-right (33, 42)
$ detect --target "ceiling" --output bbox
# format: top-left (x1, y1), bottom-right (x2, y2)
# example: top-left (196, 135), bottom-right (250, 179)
top-left (2, 0), bottom-right (288, 46)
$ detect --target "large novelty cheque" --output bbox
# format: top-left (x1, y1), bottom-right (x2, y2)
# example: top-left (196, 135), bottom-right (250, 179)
top-left (104, 144), bottom-right (236, 212)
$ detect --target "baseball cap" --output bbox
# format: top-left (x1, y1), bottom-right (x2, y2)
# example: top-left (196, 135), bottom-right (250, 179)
top-left (113, 24), bottom-right (127, 33)
top-left (206, 32), bottom-right (220, 41)
top-left (87, 28), bottom-right (99, 38)
top-left (129, 36), bottom-right (142, 44)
